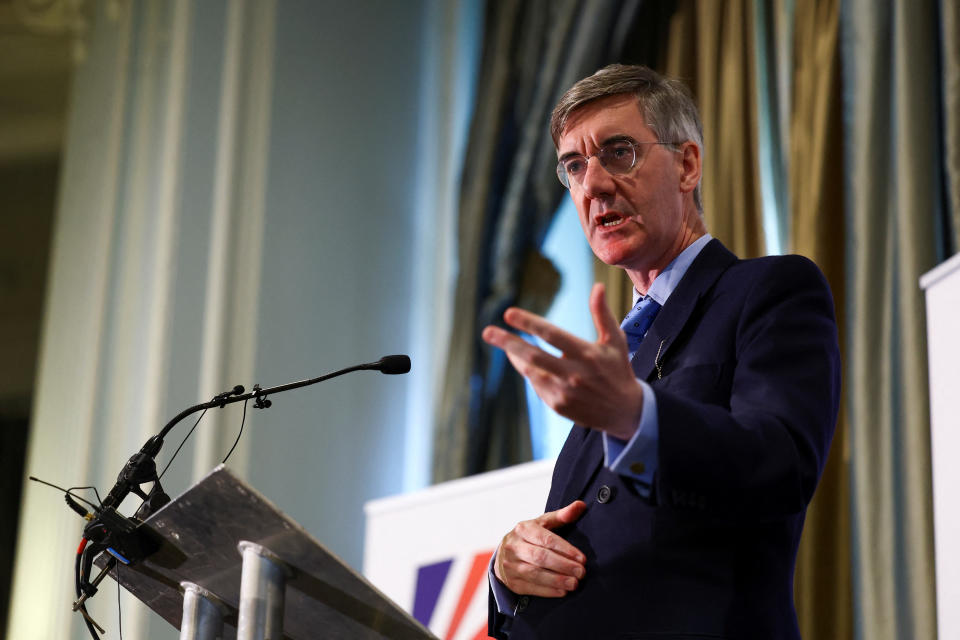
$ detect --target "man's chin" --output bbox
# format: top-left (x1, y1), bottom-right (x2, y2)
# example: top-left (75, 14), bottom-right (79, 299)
top-left (590, 234), bottom-right (646, 266)
top-left (592, 246), bottom-right (636, 269)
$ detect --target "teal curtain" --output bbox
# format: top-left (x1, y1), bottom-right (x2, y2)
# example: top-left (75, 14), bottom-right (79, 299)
top-left (842, 0), bottom-right (957, 638)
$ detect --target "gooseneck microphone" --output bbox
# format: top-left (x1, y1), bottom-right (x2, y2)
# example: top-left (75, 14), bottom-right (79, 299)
top-left (69, 354), bottom-right (411, 634)
top-left (371, 354), bottom-right (411, 374)
top-left (155, 354), bottom-right (412, 442)
top-left (109, 353), bottom-right (413, 509)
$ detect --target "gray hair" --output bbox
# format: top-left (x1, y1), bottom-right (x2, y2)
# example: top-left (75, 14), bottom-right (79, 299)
top-left (550, 64), bottom-right (704, 213)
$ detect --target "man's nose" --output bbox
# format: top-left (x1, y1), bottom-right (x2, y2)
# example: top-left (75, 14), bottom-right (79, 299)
top-left (580, 157), bottom-right (615, 199)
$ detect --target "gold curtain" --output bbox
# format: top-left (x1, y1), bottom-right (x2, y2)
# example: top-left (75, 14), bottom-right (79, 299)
top-left (658, 1), bottom-right (852, 636)
top-left (664, 0), bottom-right (765, 259)
top-left (788, 0), bottom-right (852, 637)
top-left (594, 259), bottom-right (634, 317)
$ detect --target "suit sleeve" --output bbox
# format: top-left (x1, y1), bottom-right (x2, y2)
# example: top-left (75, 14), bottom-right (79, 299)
top-left (652, 255), bottom-right (841, 518)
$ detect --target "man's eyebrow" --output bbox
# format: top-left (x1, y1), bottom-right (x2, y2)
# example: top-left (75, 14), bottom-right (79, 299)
top-left (600, 134), bottom-right (637, 146)
top-left (558, 134), bottom-right (638, 161)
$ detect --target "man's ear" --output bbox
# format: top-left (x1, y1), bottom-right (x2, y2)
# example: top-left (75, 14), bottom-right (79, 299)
top-left (678, 141), bottom-right (701, 193)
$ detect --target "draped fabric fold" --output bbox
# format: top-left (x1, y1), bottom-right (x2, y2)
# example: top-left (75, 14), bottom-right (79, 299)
top-left (433, 0), bottom-right (660, 482)
top-left (842, 1), bottom-right (952, 637)
top-left (787, 0), bottom-right (851, 637)
top-left (662, 3), bottom-right (854, 635)
top-left (663, 0), bottom-right (765, 259)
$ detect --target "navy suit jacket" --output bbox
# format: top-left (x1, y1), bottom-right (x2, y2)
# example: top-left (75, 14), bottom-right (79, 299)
top-left (490, 239), bottom-right (841, 640)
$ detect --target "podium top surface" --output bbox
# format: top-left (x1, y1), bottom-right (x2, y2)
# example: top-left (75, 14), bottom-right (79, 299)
top-left (105, 465), bottom-right (434, 640)
top-left (920, 251), bottom-right (960, 290)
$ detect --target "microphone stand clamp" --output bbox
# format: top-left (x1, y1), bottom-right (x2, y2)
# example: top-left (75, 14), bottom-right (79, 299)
top-left (252, 384), bottom-right (272, 409)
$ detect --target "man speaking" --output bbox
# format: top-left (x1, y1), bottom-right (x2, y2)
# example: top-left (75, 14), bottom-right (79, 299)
top-left (483, 65), bottom-right (840, 639)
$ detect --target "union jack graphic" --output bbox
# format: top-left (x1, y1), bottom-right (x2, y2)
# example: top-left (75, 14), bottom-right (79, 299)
top-left (413, 550), bottom-right (494, 640)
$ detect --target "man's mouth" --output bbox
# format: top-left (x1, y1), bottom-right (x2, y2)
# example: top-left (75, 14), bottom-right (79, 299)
top-left (597, 213), bottom-right (626, 228)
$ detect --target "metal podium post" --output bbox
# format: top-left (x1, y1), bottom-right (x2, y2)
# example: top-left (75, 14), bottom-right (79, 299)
top-left (179, 582), bottom-right (227, 640)
top-left (237, 541), bottom-right (292, 640)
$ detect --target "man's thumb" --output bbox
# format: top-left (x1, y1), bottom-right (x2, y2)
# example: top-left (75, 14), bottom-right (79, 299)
top-left (542, 500), bottom-right (587, 529)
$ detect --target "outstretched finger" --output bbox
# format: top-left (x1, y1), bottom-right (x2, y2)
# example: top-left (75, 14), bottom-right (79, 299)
top-left (503, 307), bottom-right (589, 356)
top-left (483, 325), bottom-right (567, 377)
top-left (589, 283), bottom-right (625, 345)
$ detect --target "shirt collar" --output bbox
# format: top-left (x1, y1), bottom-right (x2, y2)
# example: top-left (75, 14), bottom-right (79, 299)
top-left (632, 234), bottom-right (713, 306)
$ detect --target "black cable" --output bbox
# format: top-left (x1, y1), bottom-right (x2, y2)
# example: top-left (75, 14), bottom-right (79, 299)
top-left (77, 541), bottom-right (101, 640)
top-left (28, 477), bottom-right (101, 511)
top-left (75, 543), bottom-right (82, 596)
top-left (69, 485), bottom-right (104, 508)
top-left (221, 398), bottom-right (249, 465)
top-left (157, 408), bottom-right (208, 480)
top-left (74, 543), bottom-right (88, 634)
top-left (116, 562), bottom-right (122, 640)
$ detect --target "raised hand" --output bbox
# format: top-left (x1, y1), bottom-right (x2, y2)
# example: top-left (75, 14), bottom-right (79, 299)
top-left (481, 283), bottom-right (643, 440)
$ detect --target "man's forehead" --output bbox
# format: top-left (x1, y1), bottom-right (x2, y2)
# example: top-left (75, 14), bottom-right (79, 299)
top-left (558, 94), bottom-right (649, 151)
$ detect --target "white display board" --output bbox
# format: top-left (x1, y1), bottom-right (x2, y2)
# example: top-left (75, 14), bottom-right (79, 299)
top-left (920, 251), bottom-right (960, 640)
top-left (363, 459), bottom-right (555, 640)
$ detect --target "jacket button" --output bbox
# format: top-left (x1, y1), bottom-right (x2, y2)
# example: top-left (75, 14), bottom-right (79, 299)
top-left (517, 595), bottom-right (530, 612)
top-left (597, 485), bottom-right (613, 503)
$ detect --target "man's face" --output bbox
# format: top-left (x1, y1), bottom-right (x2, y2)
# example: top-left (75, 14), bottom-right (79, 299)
top-left (557, 94), bottom-right (695, 275)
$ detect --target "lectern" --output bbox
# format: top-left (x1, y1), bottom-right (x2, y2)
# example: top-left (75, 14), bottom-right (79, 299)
top-left (98, 465), bottom-right (434, 639)
top-left (921, 251), bottom-right (960, 640)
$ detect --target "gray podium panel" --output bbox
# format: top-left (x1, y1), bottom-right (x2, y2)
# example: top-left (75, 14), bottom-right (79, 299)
top-left (100, 465), bottom-right (434, 640)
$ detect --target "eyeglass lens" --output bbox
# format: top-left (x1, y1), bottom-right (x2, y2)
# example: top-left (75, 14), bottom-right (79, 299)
top-left (558, 141), bottom-right (638, 187)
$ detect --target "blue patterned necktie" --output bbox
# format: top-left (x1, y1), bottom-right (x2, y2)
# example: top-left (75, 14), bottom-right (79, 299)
top-left (620, 296), bottom-right (662, 360)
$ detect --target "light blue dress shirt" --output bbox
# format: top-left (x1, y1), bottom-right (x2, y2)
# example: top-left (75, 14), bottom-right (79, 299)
top-left (602, 233), bottom-right (712, 496)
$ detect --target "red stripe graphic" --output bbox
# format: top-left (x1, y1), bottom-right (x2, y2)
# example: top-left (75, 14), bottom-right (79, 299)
top-left (471, 622), bottom-right (493, 640)
top-left (443, 550), bottom-right (493, 640)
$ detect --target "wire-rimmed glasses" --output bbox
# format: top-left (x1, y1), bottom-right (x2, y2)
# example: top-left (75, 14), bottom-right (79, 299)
top-left (556, 139), bottom-right (680, 189)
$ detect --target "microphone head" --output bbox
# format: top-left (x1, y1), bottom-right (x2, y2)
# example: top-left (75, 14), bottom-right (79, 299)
top-left (377, 355), bottom-right (411, 375)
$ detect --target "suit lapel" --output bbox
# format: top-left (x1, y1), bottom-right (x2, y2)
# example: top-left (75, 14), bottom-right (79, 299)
top-left (632, 239), bottom-right (737, 381)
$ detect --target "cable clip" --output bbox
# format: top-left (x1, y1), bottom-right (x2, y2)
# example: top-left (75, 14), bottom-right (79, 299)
top-left (252, 384), bottom-right (272, 410)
